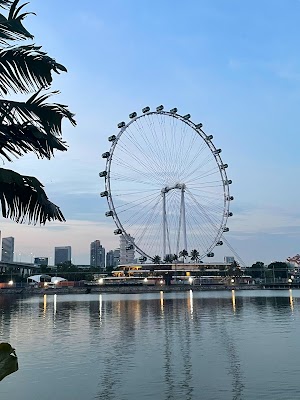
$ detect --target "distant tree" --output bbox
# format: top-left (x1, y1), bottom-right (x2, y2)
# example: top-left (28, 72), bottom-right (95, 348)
top-left (173, 254), bottom-right (178, 262)
top-left (164, 254), bottom-right (173, 263)
top-left (227, 261), bottom-right (243, 277)
top-left (0, 0), bottom-right (76, 224)
top-left (179, 249), bottom-right (189, 263)
top-left (190, 249), bottom-right (199, 264)
top-left (246, 261), bottom-right (265, 279)
top-left (268, 261), bottom-right (289, 279)
top-left (152, 255), bottom-right (161, 265)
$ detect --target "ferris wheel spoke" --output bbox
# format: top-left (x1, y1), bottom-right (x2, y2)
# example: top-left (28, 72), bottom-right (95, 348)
top-left (185, 220), bottom-right (208, 256)
top-left (176, 131), bottom-right (207, 180)
top-left (183, 158), bottom-right (216, 184)
top-left (112, 145), bottom-right (165, 185)
top-left (186, 189), bottom-right (226, 233)
top-left (115, 192), bottom-right (161, 213)
top-left (123, 194), bottom-right (162, 228)
top-left (187, 166), bottom-right (221, 183)
top-left (131, 118), bottom-right (170, 178)
top-left (110, 172), bottom-right (161, 187)
top-left (186, 206), bottom-right (220, 252)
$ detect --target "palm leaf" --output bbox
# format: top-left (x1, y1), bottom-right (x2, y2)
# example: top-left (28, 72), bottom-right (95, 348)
top-left (0, 45), bottom-right (67, 95)
top-left (0, 91), bottom-right (76, 135)
top-left (0, 122), bottom-right (67, 161)
top-left (0, 0), bottom-right (34, 43)
top-left (0, 167), bottom-right (65, 224)
top-left (0, 1), bottom-right (12, 9)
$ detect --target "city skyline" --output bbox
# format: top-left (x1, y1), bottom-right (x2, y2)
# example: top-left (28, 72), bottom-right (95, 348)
top-left (1, 0), bottom-right (300, 265)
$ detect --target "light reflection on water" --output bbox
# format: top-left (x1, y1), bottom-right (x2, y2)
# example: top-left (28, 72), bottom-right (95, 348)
top-left (0, 290), bottom-right (300, 399)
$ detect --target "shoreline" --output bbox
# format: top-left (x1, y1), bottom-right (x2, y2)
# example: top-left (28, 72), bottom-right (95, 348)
top-left (0, 283), bottom-right (297, 295)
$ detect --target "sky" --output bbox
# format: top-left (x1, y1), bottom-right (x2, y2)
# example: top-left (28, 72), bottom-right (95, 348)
top-left (2, 0), bottom-right (300, 266)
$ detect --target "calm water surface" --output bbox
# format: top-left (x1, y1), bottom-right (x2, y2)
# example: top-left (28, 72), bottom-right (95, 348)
top-left (0, 289), bottom-right (299, 400)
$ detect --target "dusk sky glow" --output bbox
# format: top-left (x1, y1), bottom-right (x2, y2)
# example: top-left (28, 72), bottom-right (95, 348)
top-left (2, 0), bottom-right (300, 265)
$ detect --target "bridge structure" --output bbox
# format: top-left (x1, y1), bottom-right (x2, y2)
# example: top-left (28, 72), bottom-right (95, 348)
top-left (0, 261), bottom-right (41, 277)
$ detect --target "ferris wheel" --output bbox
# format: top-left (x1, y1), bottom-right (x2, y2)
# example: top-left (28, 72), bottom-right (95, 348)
top-left (100, 105), bottom-right (233, 262)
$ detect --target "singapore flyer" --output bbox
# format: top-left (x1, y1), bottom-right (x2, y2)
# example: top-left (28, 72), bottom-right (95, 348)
top-left (100, 105), bottom-right (233, 261)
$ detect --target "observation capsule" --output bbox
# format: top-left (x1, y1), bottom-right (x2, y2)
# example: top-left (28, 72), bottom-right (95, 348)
top-left (129, 112), bottom-right (137, 119)
top-left (170, 107), bottom-right (177, 113)
top-left (139, 256), bottom-right (147, 262)
top-left (142, 106), bottom-right (150, 113)
top-left (100, 191), bottom-right (108, 197)
top-left (213, 149), bottom-right (222, 155)
top-left (108, 135), bottom-right (116, 142)
top-left (227, 212), bottom-right (233, 217)
top-left (223, 227), bottom-right (229, 232)
top-left (99, 171), bottom-right (107, 177)
top-left (117, 121), bottom-right (126, 128)
top-left (105, 211), bottom-right (113, 217)
top-left (156, 105), bottom-right (164, 112)
top-left (126, 244), bottom-right (134, 250)
top-left (102, 152), bottom-right (110, 158)
top-left (196, 123), bottom-right (203, 129)
top-left (216, 241), bottom-right (223, 246)
top-left (114, 228), bottom-right (122, 235)
top-left (183, 114), bottom-right (191, 120)
top-left (221, 163), bottom-right (228, 169)
top-left (206, 135), bottom-right (213, 140)
top-left (225, 179), bottom-right (232, 185)
top-left (207, 252), bottom-right (214, 257)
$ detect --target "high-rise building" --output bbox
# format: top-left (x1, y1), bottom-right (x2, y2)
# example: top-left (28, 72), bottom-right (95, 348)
top-left (34, 257), bottom-right (48, 266)
top-left (90, 240), bottom-right (105, 269)
top-left (54, 246), bottom-right (71, 265)
top-left (106, 250), bottom-right (115, 269)
top-left (224, 256), bottom-right (235, 264)
top-left (120, 235), bottom-right (135, 264)
top-left (106, 249), bottom-right (120, 269)
top-left (1, 237), bottom-right (14, 263)
top-left (114, 248), bottom-right (120, 266)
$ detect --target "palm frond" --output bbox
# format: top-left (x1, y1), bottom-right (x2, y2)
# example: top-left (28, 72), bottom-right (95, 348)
top-left (0, 0), bottom-right (34, 43)
top-left (0, 91), bottom-right (76, 135)
top-left (0, 167), bottom-right (65, 224)
top-left (0, 122), bottom-right (67, 161)
top-left (0, 1), bottom-right (12, 9)
top-left (0, 45), bottom-right (67, 95)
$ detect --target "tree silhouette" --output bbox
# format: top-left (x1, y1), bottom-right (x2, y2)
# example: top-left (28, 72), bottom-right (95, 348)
top-left (179, 249), bottom-right (188, 263)
top-left (0, 0), bottom-right (75, 224)
top-left (190, 249), bottom-right (200, 264)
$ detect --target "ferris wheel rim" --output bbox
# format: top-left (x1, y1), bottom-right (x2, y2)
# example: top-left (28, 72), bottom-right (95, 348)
top-left (103, 108), bottom-right (232, 261)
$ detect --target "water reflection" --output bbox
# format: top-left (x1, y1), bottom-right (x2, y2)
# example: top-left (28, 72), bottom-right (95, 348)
top-left (188, 289), bottom-right (193, 317)
top-left (231, 289), bottom-right (236, 313)
top-left (99, 294), bottom-right (102, 323)
top-left (289, 289), bottom-right (294, 312)
top-left (160, 290), bottom-right (164, 312)
top-left (43, 294), bottom-right (47, 317)
top-left (1, 291), bottom-right (300, 399)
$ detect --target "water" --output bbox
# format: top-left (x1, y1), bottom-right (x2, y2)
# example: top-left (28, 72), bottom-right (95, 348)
top-left (0, 289), bottom-right (299, 400)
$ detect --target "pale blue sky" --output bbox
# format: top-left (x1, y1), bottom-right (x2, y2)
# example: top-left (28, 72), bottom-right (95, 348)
top-left (2, 0), bottom-right (300, 265)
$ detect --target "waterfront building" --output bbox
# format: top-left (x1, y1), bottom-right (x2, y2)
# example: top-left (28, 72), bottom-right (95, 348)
top-left (90, 240), bottom-right (105, 270)
top-left (114, 248), bottom-right (120, 266)
top-left (54, 246), bottom-right (71, 266)
top-left (106, 250), bottom-right (115, 269)
top-left (1, 236), bottom-right (14, 263)
top-left (34, 257), bottom-right (48, 266)
top-left (120, 235), bottom-right (135, 264)
top-left (224, 256), bottom-right (235, 264)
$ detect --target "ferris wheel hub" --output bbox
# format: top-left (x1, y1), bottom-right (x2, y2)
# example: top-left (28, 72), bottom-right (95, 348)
top-left (161, 183), bottom-right (186, 194)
